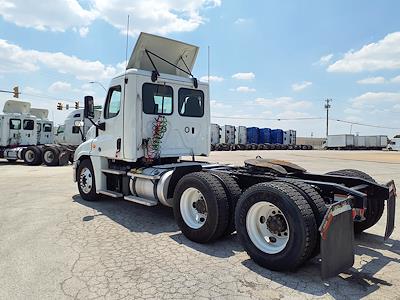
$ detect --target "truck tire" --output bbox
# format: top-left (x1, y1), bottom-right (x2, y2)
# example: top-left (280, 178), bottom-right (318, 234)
top-left (275, 179), bottom-right (327, 256)
top-left (326, 169), bottom-right (384, 233)
top-left (77, 159), bottom-right (98, 201)
top-left (42, 147), bottom-right (60, 166)
top-left (210, 172), bottom-right (242, 236)
top-left (173, 172), bottom-right (230, 243)
top-left (235, 181), bottom-right (318, 271)
top-left (23, 146), bottom-right (42, 166)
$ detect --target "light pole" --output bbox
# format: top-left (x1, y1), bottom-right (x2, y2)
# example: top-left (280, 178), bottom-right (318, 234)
top-left (324, 99), bottom-right (332, 138)
top-left (89, 81), bottom-right (107, 92)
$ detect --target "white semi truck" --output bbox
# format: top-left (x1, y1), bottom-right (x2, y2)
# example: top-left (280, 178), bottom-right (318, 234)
top-left (0, 100), bottom-right (99, 166)
top-left (73, 33), bottom-right (396, 278)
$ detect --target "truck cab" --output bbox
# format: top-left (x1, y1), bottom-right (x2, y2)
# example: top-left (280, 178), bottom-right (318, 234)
top-left (30, 108), bottom-right (54, 145)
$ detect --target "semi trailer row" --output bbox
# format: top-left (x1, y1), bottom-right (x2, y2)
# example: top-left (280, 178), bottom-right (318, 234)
top-left (0, 100), bottom-right (99, 166)
top-left (73, 33), bottom-right (396, 278)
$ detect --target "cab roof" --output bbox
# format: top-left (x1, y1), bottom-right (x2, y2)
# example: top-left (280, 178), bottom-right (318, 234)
top-left (127, 32), bottom-right (199, 78)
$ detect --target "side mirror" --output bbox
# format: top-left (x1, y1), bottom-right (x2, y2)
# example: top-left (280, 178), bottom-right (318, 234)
top-left (74, 120), bottom-right (84, 127)
top-left (84, 95), bottom-right (95, 119)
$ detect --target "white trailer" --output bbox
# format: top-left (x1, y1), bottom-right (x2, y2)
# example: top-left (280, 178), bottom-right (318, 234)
top-left (235, 126), bottom-right (247, 145)
top-left (283, 130), bottom-right (296, 145)
top-left (72, 32), bottom-right (396, 278)
top-left (221, 125), bottom-right (235, 145)
top-left (210, 123), bottom-right (221, 145)
top-left (326, 134), bottom-right (354, 149)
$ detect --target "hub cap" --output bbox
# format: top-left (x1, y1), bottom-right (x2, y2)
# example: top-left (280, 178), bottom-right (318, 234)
top-left (246, 201), bottom-right (289, 254)
top-left (44, 151), bottom-right (54, 164)
top-left (180, 187), bottom-right (208, 229)
top-left (25, 150), bottom-right (35, 163)
top-left (80, 167), bottom-right (93, 194)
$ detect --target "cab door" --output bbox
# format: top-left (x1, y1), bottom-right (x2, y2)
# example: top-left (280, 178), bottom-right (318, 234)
top-left (9, 118), bottom-right (21, 145)
top-left (93, 83), bottom-right (124, 159)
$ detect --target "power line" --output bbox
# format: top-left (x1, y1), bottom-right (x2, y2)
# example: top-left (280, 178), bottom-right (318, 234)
top-left (0, 88), bottom-right (79, 103)
top-left (212, 115), bottom-right (325, 121)
top-left (333, 119), bottom-right (400, 130)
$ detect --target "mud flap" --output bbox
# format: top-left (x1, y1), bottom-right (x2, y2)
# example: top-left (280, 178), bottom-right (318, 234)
top-left (320, 200), bottom-right (354, 279)
top-left (385, 180), bottom-right (396, 240)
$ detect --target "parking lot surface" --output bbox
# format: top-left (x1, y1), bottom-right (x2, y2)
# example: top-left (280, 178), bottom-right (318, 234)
top-left (0, 150), bottom-right (399, 299)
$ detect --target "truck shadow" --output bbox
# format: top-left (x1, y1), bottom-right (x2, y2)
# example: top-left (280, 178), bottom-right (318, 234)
top-left (72, 194), bottom-right (397, 298)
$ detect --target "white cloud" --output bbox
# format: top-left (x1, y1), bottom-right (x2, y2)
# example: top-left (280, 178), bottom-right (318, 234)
top-left (232, 72), bottom-right (255, 80)
top-left (315, 53), bottom-right (333, 66)
top-left (91, 0), bottom-right (221, 36)
top-left (200, 75), bottom-right (224, 82)
top-left (0, 0), bottom-right (221, 36)
top-left (210, 100), bottom-right (232, 109)
top-left (328, 32), bottom-right (400, 72)
top-left (391, 75), bottom-right (400, 83)
top-left (351, 92), bottom-right (400, 108)
top-left (292, 81), bottom-right (312, 92)
top-left (233, 86), bottom-right (256, 93)
top-left (48, 81), bottom-right (72, 93)
top-left (276, 111), bottom-right (312, 119)
top-left (357, 76), bottom-right (386, 84)
top-left (0, 0), bottom-right (96, 32)
top-left (234, 18), bottom-right (252, 25)
top-left (254, 96), bottom-right (312, 110)
top-left (344, 108), bottom-right (361, 115)
top-left (0, 39), bottom-right (118, 81)
top-left (79, 27), bottom-right (89, 37)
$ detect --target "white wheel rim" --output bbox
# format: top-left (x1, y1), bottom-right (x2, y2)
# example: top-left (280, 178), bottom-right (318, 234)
top-left (25, 150), bottom-right (35, 163)
top-left (246, 201), bottom-right (290, 254)
top-left (180, 187), bottom-right (208, 229)
top-left (80, 167), bottom-right (93, 194)
top-left (44, 151), bottom-right (54, 163)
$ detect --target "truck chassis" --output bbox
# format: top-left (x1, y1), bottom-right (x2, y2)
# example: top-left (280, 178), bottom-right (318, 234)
top-left (73, 156), bottom-right (396, 278)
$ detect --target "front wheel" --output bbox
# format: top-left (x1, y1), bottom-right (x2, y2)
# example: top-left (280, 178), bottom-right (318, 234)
top-left (77, 159), bottom-right (98, 201)
top-left (235, 181), bottom-right (318, 271)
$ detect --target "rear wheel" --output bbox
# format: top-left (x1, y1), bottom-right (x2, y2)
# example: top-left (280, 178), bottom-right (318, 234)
top-left (42, 147), bottom-right (60, 166)
top-left (77, 159), bottom-right (98, 201)
top-left (23, 146), bottom-right (42, 165)
top-left (235, 181), bottom-right (318, 271)
top-left (173, 172), bottom-right (229, 243)
top-left (326, 169), bottom-right (384, 233)
top-left (210, 172), bottom-right (242, 236)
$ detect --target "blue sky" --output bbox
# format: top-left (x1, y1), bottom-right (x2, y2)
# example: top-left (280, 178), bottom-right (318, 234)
top-left (1, 0), bottom-right (400, 137)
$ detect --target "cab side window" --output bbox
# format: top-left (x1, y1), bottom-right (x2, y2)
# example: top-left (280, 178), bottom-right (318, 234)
top-left (43, 123), bottom-right (52, 132)
top-left (10, 119), bottom-right (21, 130)
top-left (142, 83), bottom-right (173, 115)
top-left (104, 86), bottom-right (122, 119)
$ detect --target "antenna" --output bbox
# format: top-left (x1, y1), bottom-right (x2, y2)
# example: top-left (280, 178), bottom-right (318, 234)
top-left (125, 15), bottom-right (130, 70)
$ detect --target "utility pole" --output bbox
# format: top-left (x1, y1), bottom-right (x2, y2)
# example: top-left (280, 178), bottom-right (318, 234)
top-left (324, 99), bottom-right (332, 137)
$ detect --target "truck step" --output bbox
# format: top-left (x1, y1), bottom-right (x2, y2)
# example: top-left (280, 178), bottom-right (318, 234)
top-left (124, 195), bottom-right (158, 206)
top-left (98, 190), bottom-right (123, 198)
top-left (101, 169), bottom-right (127, 175)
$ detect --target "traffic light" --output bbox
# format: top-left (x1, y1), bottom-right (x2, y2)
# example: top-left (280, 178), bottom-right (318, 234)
top-left (66, 104), bottom-right (70, 110)
top-left (57, 102), bottom-right (63, 110)
top-left (13, 86), bottom-right (19, 98)
top-left (75, 101), bottom-right (79, 109)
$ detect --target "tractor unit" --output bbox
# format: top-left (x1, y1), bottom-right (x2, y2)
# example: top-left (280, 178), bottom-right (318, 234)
top-left (73, 33), bottom-right (396, 278)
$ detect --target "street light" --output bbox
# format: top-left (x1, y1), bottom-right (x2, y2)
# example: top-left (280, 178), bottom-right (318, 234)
top-left (89, 81), bottom-right (107, 92)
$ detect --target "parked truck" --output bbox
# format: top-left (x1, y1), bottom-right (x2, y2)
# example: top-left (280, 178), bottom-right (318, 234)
top-left (0, 100), bottom-right (99, 166)
top-left (73, 33), bottom-right (396, 278)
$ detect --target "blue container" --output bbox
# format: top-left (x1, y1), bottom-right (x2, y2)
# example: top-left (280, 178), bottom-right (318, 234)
top-left (246, 127), bottom-right (259, 144)
top-left (259, 128), bottom-right (272, 144)
top-left (271, 129), bottom-right (284, 144)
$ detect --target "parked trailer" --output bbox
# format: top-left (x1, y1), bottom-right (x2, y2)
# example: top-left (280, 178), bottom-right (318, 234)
top-left (73, 33), bottom-right (396, 278)
top-left (221, 125), bottom-right (235, 145)
top-left (327, 134), bottom-right (388, 150)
